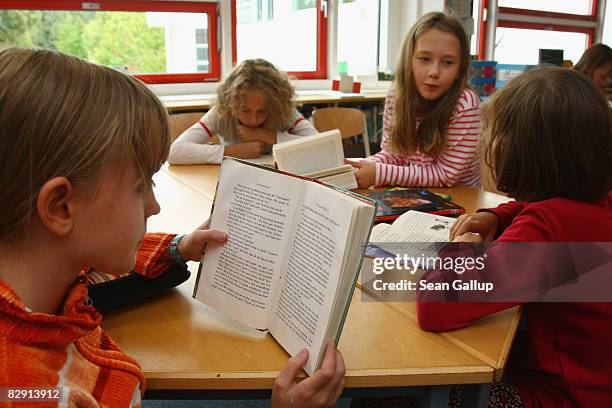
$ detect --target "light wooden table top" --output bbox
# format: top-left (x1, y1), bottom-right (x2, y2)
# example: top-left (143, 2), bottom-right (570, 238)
top-left (161, 90), bottom-right (388, 113)
top-left (162, 162), bottom-right (512, 213)
top-left (102, 164), bottom-right (520, 391)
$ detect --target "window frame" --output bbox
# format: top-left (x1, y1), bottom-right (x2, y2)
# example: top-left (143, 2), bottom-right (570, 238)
top-left (478, 0), bottom-right (598, 60)
top-left (0, 0), bottom-right (221, 84)
top-left (230, 0), bottom-right (328, 79)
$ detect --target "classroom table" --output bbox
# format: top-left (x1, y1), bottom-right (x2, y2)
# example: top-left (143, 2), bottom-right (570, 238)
top-left (101, 164), bottom-right (520, 408)
top-left (161, 90), bottom-right (388, 113)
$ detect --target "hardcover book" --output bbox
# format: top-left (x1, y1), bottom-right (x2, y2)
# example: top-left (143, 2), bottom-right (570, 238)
top-left (273, 129), bottom-right (358, 190)
top-left (193, 157), bottom-right (377, 374)
top-left (359, 189), bottom-right (464, 222)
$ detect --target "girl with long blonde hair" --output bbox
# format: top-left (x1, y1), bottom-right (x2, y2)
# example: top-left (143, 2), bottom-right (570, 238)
top-left (351, 12), bottom-right (481, 189)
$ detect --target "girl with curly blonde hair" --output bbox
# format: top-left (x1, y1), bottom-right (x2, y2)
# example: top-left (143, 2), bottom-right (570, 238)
top-left (169, 59), bottom-right (317, 164)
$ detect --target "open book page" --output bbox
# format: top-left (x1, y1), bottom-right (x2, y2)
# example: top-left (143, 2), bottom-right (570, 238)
top-left (195, 159), bottom-right (303, 329)
top-left (370, 222), bottom-right (392, 241)
top-left (303, 164), bottom-right (353, 179)
top-left (304, 164), bottom-right (358, 190)
top-left (273, 129), bottom-right (344, 175)
top-left (370, 210), bottom-right (456, 258)
top-left (317, 171), bottom-right (358, 190)
top-left (268, 182), bottom-right (355, 375)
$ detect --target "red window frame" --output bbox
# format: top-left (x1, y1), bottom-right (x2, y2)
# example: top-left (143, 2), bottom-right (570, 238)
top-left (0, 1), bottom-right (221, 84)
top-left (230, 0), bottom-right (327, 79)
top-left (477, 0), bottom-right (597, 60)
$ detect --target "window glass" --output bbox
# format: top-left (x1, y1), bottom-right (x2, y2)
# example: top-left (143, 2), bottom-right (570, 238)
top-left (494, 27), bottom-right (589, 65)
top-left (603, 0), bottom-right (612, 46)
top-left (471, 0), bottom-right (479, 55)
top-left (236, 0), bottom-right (318, 72)
top-left (0, 4), bottom-right (217, 82)
top-left (195, 27), bottom-right (210, 73)
top-left (337, 0), bottom-right (379, 75)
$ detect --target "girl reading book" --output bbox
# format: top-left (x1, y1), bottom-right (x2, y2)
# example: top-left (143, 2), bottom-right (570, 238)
top-left (0, 47), bottom-right (344, 408)
top-left (168, 58), bottom-right (317, 164)
top-left (351, 12), bottom-right (480, 189)
top-left (418, 67), bottom-right (612, 407)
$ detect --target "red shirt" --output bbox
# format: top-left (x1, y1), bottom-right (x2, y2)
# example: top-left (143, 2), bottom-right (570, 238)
top-left (417, 193), bottom-right (612, 407)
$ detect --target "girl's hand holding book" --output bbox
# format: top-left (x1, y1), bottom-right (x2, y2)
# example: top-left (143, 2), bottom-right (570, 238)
top-left (178, 222), bottom-right (229, 262)
top-left (347, 159), bottom-right (376, 189)
top-left (272, 342), bottom-right (346, 408)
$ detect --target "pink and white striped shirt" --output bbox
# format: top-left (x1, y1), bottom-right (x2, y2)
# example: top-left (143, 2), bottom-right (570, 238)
top-left (371, 88), bottom-right (481, 188)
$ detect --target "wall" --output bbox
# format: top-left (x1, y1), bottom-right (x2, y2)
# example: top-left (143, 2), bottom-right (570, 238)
top-left (379, 0), bottom-right (445, 74)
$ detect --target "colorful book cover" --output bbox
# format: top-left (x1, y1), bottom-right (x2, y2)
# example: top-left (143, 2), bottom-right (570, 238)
top-left (359, 188), bottom-right (464, 222)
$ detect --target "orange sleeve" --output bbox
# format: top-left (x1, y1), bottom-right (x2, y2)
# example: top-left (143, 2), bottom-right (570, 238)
top-left (133, 232), bottom-right (176, 279)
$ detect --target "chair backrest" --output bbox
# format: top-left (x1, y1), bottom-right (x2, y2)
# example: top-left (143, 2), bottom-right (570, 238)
top-left (312, 107), bottom-right (366, 139)
top-left (169, 112), bottom-right (205, 141)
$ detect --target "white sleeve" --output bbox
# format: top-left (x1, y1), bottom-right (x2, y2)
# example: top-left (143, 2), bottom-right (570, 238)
top-left (168, 123), bottom-right (225, 164)
top-left (276, 115), bottom-right (318, 143)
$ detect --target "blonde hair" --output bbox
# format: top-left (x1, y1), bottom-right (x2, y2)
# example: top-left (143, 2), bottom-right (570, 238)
top-left (216, 59), bottom-right (296, 131)
top-left (0, 47), bottom-right (170, 239)
top-left (390, 12), bottom-right (471, 156)
top-left (481, 67), bottom-right (612, 201)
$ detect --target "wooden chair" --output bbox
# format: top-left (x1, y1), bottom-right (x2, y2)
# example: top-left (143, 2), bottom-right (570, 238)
top-left (169, 111), bottom-right (219, 144)
top-left (311, 107), bottom-right (371, 156)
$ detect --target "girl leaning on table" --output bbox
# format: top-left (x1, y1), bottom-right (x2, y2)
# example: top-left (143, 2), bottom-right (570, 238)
top-left (0, 47), bottom-right (344, 408)
top-left (351, 12), bottom-right (481, 189)
top-left (417, 67), bottom-right (612, 407)
top-left (168, 58), bottom-right (318, 164)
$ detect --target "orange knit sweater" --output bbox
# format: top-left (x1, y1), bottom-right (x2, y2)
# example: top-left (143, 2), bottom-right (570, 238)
top-left (0, 233), bottom-right (174, 407)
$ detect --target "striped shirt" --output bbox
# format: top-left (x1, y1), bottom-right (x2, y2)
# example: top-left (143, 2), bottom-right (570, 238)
top-left (371, 88), bottom-right (481, 188)
top-left (0, 233), bottom-right (175, 408)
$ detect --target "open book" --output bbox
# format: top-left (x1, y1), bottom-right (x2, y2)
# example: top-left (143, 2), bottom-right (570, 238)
top-left (273, 129), bottom-right (358, 190)
top-left (360, 211), bottom-right (457, 300)
top-left (193, 158), bottom-right (377, 375)
top-left (367, 210), bottom-right (457, 262)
